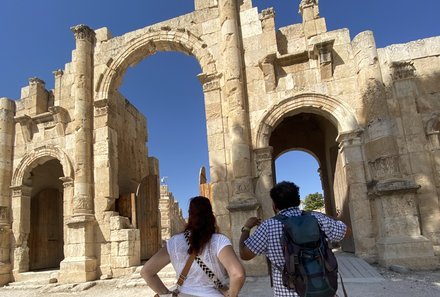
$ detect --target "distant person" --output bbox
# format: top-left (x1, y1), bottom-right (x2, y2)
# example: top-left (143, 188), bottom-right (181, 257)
top-left (141, 196), bottom-right (245, 297)
top-left (239, 181), bottom-right (351, 297)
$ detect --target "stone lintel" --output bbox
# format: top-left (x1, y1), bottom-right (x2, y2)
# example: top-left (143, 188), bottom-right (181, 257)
top-left (367, 178), bottom-right (420, 198)
top-left (227, 198), bottom-right (260, 212)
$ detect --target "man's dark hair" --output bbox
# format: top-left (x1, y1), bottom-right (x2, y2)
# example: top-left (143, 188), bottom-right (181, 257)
top-left (270, 181), bottom-right (301, 210)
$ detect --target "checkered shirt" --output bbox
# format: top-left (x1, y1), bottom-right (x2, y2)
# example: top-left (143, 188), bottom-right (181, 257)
top-left (244, 207), bottom-right (347, 297)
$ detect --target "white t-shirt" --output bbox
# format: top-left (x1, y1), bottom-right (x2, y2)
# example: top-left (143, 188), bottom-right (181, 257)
top-left (167, 233), bottom-right (231, 297)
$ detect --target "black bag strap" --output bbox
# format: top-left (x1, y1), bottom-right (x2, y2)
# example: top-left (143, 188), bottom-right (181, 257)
top-left (183, 230), bottom-right (226, 289)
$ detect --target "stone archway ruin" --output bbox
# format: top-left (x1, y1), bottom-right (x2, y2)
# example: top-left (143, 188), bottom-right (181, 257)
top-left (1, 0), bottom-right (440, 285)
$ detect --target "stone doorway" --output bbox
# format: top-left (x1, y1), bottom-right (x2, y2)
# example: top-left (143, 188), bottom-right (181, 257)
top-left (28, 159), bottom-right (64, 271)
top-left (269, 112), bottom-right (355, 252)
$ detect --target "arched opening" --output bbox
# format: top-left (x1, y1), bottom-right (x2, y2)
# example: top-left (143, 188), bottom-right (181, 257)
top-left (275, 150), bottom-right (323, 210)
top-left (270, 112), bottom-right (339, 217)
top-left (115, 50), bottom-right (209, 259)
top-left (28, 159), bottom-right (64, 270)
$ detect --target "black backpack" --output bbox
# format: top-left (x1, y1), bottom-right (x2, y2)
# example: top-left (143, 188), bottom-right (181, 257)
top-left (272, 211), bottom-right (339, 297)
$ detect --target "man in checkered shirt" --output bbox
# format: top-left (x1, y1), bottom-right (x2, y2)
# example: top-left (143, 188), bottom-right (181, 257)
top-left (239, 181), bottom-right (350, 297)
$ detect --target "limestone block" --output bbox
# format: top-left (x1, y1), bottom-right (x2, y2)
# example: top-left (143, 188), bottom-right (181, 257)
top-left (202, 18), bottom-right (220, 35)
top-left (240, 8), bottom-right (262, 39)
top-left (65, 243), bottom-right (87, 257)
top-left (206, 118), bottom-right (224, 135)
top-left (111, 229), bottom-right (136, 242)
top-left (409, 152), bottom-right (431, 174)
top-left (303, 21), bottom-right (317, 38)
top-left (95, 27), bottom-right (112, 43)
top-left (110, 216), bottom-right (131, 231)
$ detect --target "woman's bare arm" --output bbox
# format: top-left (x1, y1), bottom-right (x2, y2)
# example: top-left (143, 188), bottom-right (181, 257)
top-left (140, 246), bottom-right (171, 295)
top-left (218, 245), bottom-right (246, 297)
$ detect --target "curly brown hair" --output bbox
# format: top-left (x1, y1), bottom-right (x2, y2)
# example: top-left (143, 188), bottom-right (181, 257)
top-left (185, 196), bottom-right (218, 255)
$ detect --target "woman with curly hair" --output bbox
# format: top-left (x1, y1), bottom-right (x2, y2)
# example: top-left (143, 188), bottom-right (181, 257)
top-left (141, 196), bottom-right (245, 297)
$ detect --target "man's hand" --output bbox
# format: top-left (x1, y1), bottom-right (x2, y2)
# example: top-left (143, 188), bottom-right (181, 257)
top-left (244, 217), bottom-right (261, 229)
top-left (239, 217), bottom-right (260, 260)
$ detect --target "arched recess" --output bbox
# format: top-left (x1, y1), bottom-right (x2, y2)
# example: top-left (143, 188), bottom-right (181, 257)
top-left (12, 145), bottom-right (73, 187)
top-left (10, 146), bottom-right (73, 273)
top-left (254, 93), bottom-right (364, 253)
top-left (95, 27), bottom-right (219, 102)
top-left (255, 93), bottom-right (359, 149)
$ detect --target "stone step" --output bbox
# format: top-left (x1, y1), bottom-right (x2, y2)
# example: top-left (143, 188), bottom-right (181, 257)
top-left (8, 269), bottom-right (59, 286)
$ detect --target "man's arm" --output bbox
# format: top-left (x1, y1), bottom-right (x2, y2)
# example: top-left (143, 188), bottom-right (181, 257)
top-left (239, 217), bottom-right (260, 260)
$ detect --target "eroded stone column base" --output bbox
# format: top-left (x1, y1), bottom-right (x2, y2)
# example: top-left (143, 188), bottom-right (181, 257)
top-left (59, 257), bottom-right (97, 283)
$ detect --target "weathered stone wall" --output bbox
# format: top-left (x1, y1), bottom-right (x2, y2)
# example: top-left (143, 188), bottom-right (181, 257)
top-left (159, 185), bottom-right (186, 242)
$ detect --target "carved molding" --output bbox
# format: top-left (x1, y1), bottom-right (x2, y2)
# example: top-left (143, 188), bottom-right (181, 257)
top-left (367, 178), bottom-right (420, 198)
top-left (391, 61), bottom-right (416, 80)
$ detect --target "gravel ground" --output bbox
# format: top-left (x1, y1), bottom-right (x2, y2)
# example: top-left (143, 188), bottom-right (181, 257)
top-left (1, 266), bottom-right (439, 297)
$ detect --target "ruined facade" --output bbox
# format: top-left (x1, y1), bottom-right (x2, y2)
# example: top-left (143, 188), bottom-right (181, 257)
top-left (1, 0), bottom-right (440, 285)
top-left (159, 185), bottom-right (186, 241)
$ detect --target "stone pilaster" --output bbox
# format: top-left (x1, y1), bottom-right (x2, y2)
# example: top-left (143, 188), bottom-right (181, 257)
top-left (0, 98), bottom-right (15, 285)
top-left (11, 185), bottom-right (32, 275)
top-left (254, 147), bottom-right (274, 220)
top-left (337, 130), bottom-right (376, 261)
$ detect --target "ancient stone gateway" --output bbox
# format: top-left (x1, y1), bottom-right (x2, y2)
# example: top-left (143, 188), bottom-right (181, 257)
top-left (1, 0), bottom-right (440, 285)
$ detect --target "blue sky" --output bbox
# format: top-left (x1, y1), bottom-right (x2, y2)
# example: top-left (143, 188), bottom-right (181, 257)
top-left (1, 1), bottom-right (439, 216)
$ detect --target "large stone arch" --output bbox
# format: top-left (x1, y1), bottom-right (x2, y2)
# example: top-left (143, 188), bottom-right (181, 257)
top-left (12, 145), bottom-right (73, 187)
top-left (95, 27), bottom-right (219, 101)
top-left (253, 93), bottom-right (372, 255)
top-left (255, 93), bottom-right (360, 149)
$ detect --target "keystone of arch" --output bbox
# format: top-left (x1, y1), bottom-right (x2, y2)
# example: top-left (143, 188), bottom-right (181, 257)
top-left (12, 145), bottom-right (74, 187)
top-left (255, 93), bottom-right (360, 148)
top-left (95, 27), bottom-right (218, 101)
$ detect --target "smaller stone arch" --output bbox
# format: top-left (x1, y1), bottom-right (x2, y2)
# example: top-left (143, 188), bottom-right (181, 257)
top-left (95, 27), bottom-right (218, 101)
top-left (255, 93), bottom-right (360, 148)
top-left (12, 145), bottom-right (73, 187)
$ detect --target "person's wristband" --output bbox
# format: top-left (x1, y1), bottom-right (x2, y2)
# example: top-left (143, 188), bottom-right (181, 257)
top-left (241, 226), bottom-right (251, 232)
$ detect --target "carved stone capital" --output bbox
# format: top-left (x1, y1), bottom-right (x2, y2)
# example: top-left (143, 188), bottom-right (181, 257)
top-left (197, 73), bottom-right (222, 92)
top-left (255, 147), bottom-right (273, 162)
top-left (337, 129), bottom-right (364, 148)
top-left (73, 194), bottom-right (93, 214)
top-left (53, 69), bottom-right (64, 78)
top-left (60, 176), bottom-right (74, 188)
top-left (71, 24), bottom-right (96, 42)
top-left (10, 185), bottom-right (32, 198)
top-left (29, 77), bottom-right (45, 86)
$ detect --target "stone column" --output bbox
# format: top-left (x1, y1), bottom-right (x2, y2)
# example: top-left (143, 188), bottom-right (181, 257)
top-left (219, 0), bottom-right (263, 275)
top-left (59, 24), bottom-right (97, 283)
top-left (71, 24), bottom-right (95, 216)
top-left (0, 97), bottom-right (15, 285)
top-left (353, 32), bottom-right (436, 269)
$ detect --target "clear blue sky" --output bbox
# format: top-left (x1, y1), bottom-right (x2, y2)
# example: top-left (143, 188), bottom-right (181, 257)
top-left (1, 1), bottom-right (439, 217)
